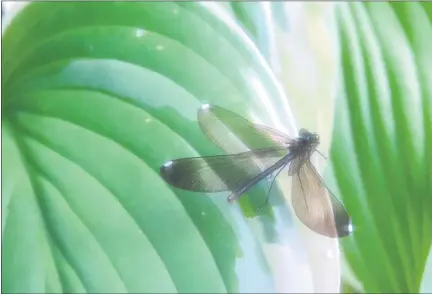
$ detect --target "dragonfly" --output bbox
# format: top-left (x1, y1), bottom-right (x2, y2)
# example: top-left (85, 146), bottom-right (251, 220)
top-left (160, 104), bottom-right (352, 238)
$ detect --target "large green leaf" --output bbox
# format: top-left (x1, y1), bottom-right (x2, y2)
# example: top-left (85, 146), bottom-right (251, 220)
top-left (332, 2), bottom-right (432, 292)
top-left (0, 2), bottom-right (335, 293)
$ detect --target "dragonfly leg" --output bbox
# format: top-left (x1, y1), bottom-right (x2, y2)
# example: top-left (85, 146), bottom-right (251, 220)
top-left (227, 156), bottom-right (291, 205)
top-left (257, 166), bottom-right (285, 211)
top-left (316, 149), bottom-right (327, 160)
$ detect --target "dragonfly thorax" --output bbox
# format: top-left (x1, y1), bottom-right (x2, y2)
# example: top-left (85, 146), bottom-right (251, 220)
top-left (291, 128), bottom-right (320, 151)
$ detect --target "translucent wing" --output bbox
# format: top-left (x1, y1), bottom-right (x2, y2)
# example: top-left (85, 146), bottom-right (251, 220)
top-left (288, 153), bottom-right (307, 176)
top-left (291, 161), bottom-right (351, 238)
top-left (160, 148), bottom-right (288, 193)
top-left (198, 104), bottom-right (293, 153)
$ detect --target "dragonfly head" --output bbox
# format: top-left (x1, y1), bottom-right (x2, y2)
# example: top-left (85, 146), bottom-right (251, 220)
top-left (298, 128), bottom-right (320, 147)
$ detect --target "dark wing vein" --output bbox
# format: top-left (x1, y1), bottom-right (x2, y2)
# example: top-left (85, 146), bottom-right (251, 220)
top-left (160, 148), bottom-right (288, 193)
top-left (291, 161), bottom-right (351, 238)
top-left (197, 104), bottom-right (293, 153)
top-left (287, 152), bottom-right (308, 176)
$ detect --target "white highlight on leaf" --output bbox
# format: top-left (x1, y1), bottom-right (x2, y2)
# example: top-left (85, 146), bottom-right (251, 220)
top-left (135, 29), bottom-right (146, 38)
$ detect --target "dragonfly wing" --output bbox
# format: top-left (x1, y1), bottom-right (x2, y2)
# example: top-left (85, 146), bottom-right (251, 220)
top-left (160, 148), bottom-right (289, 193)
top-left (291, 161), bottom-right (351, 238)
top-left (198, 104), bottom-right (293, 153)
top-left (287, 153), bottom-right (307, 176)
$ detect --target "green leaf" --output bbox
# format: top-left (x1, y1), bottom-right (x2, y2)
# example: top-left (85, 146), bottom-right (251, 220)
top-left (332, 2), bottom-right (432, 292)
top-left (0, 2), bottom-right (323, 293)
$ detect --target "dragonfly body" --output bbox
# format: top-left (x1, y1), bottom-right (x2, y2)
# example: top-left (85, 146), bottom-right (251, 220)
top-left (160, 104), bottom-right (352, 238)
top-left (227, 152), bottom-right (295, 203)
top-left (227, 129), bottom-right (319, 202)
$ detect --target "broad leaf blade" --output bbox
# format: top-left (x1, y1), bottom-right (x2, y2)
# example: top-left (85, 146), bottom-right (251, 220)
top-left (333, 2), bottom-right (432, 292)
top-left (2, 2), bottom-right (301, 293)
